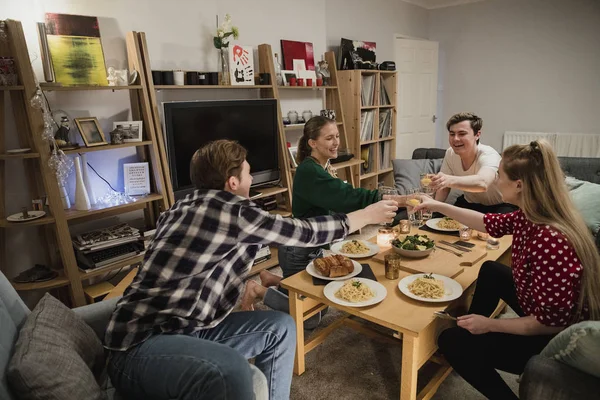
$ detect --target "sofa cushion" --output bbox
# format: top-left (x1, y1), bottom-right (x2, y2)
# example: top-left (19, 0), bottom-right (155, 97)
top-left (7, 293), bottom-right (107, 400)
top-left (392, 158), bottom-right (462, 204)
top-left (565, 177), bottom-right (600, 235)
top-left (541, 321), bottom-right (600, 378)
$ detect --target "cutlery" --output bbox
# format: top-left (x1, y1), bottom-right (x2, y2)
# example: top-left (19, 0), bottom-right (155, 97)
top-left (439, 240), bottom-right (472, 252)
top-left (435, 245), bottom-right (463, 257)
top-left (434, 311), bottom-right (457, 321)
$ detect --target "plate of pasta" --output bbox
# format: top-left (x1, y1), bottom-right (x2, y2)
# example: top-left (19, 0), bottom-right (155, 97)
top-left (426, 217), bottom-right (461, 232)
top-left (398, 273), bottom-right (463, 303)
top-left (331, 239), bottom-right (380, 258)
top-left (324, 278), bottom-right (387, 307)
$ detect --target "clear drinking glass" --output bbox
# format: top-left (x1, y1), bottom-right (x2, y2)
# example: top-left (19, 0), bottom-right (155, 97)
top-left (378, 185), bottom-right (399, 226)
top-left (419, 173), bottom-right (434, 194)
top-left (406, 188), bottom-right (423, 227)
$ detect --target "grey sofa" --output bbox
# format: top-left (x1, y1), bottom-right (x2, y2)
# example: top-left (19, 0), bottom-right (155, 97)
top-left (0, 271), bottom-right (268, 400)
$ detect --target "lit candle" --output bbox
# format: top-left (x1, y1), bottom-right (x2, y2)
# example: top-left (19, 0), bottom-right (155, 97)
top-left (398, 220), bottom-right (410, 234)
top-left (377, 227), bottom-right (394, 248)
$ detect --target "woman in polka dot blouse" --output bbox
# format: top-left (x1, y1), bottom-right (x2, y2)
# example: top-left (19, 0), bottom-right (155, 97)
top-left (413, 140), bottom-right (600, 400)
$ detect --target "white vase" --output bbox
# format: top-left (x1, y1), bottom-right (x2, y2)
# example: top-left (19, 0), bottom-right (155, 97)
top-left (80, 153), bottom-right (96, 205)
top-left (58, 182), bottom-right (71, 209)
top-left (74, 157), bottom-right (91, 211)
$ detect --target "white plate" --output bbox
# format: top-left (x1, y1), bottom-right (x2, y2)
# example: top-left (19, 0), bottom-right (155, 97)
top-left (6, 210), bottom-right (46, 222)
top-left (330, 240), bottom-right (380, 258)
top-left (398, 273), bottom-right (463, 303)
top-left (306, 259), bottom-right (362, 281)
top-left (324, 277), bottom-right (387, 307)
top-left (426, 218), bottom-right (460, 232)
top-left (6, 148), bottom-right (31, 154)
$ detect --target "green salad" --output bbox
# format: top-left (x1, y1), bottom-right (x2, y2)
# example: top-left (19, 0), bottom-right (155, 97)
top-left (391, 234), bottom-right (435, 251)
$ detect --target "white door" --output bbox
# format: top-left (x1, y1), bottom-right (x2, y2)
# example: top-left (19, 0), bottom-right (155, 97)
top-left (394, 38), bottom-right (439, 159)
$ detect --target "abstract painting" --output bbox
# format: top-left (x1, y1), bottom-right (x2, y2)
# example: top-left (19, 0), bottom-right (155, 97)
top-left (45, 13), bottom-right (107, 86)
top-left (229, 45), bottom-right (255, 85)
top-left (281, 40), bottom-right (314, 71)
top-left (339, 38), bottom-right (377, 70)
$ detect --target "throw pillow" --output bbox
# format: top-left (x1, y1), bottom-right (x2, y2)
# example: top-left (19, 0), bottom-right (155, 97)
top-left (7, 293), bottom-right (107, 400)
top-left (566, 177), bottom-right (600, 235)
top-left (541, 321), bottom-right (600, 378)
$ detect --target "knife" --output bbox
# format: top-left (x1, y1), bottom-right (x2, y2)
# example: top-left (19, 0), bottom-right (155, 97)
top-left (439, 240), bottom-right (472, 252)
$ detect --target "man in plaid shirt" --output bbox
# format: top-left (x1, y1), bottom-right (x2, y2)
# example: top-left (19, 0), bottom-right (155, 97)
top-left (105, 140), bottom-right (398, 400)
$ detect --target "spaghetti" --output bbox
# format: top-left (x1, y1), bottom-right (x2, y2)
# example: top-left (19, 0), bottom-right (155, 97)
top-left (335, 279), bottom-right (375, 303)
top-left (408, 274), bottom-right (445, 299)
top-left (340, 240), bottom-right (371, 255)
top-left (437, 218), bottom-right (461, 230)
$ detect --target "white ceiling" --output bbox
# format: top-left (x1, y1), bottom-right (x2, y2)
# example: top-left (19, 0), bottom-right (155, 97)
top-left (402, 0), bottom-right (488, 9)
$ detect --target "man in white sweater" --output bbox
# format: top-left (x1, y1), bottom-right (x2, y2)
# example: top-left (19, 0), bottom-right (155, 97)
top-left (430, 112), bottom-right (516, 214)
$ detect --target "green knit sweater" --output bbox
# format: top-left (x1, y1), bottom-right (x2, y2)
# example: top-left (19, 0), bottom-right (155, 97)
top-left (292, 157), bottom-right (379, 218)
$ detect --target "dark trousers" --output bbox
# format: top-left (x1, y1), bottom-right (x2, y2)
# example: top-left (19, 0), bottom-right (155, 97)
top-left (437, 261), bottom-right (556, 400)
top-left (454, 194), bottom-right (517, 214)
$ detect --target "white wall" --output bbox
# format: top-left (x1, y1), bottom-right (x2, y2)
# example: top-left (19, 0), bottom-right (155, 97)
top-left (429, 0), bottom-right (600, 151)
top-left (1, 0), bottom-right (428, 287)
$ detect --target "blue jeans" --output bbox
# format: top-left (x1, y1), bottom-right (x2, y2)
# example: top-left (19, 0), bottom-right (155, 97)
top-left (107, 310), bottom-right (296, 400)
top-left (263, 245), bottom-right (326, 329)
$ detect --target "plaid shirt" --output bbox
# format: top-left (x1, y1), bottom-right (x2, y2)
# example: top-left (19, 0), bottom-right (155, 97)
top-left (104, 189), bottom-right (350, 351)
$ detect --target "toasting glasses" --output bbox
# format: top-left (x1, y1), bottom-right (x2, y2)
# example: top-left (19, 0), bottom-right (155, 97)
top-left (378, 185), bottom-right (399, 226)
top-left (406, 188), bottom-right (423, 227)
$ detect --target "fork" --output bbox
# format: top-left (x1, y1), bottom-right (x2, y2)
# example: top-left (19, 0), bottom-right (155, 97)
top-left (435, 245), bottom-right (463, 257)
top-left (439, 240), bottom-right (472, 252)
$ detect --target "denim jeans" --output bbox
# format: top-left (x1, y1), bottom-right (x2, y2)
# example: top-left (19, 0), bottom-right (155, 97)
top-left (108, 310), bottom-right (296, 400)
top-left (263, 245), bottom-right (326, 329)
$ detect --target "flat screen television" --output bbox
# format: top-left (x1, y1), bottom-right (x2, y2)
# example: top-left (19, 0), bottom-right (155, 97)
top-left (163, 99), bottom-right (280, 198)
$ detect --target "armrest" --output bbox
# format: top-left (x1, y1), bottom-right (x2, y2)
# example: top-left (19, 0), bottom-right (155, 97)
top-left (104, 267), bottom-right (138, 300)
top-left (73, 297), bottom-right (119, 340)
top-left (520, 355), bottom-right (600, 400)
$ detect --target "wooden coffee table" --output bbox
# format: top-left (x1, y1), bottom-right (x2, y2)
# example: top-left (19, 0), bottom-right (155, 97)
top-left (280, 232), bottom-right (512, 400)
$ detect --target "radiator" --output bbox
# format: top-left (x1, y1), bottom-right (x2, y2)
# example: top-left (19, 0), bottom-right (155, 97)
top-left (503, 131), bottom-right (600, 158)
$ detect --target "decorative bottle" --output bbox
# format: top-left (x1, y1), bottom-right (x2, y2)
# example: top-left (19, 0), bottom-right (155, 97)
top-left (274, 53), bottom-right (283, 86)
top-left (80, 153), bottom-right (96, 205)
top-left (74, 157), bottom-right (91, 211)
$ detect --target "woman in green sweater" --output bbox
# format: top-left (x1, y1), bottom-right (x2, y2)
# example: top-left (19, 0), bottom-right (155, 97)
top-left (241, 117), bottom-right (401, 320)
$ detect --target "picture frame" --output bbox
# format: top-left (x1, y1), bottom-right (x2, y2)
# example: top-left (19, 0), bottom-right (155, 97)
top-left (282, 70), bottom-right (297, 86)
top-left (229, 44), bottom-right (255, 86)
top-left (74, 117), bottom-right (107, 147)
top-left (124, 162), bottom-right (150, 196)
top-left (288, 146), bottom-right (298, 168)
top-left (113, 120), bottom-right (143, 143)
top-left (292, 59), bottom-right (306, 72)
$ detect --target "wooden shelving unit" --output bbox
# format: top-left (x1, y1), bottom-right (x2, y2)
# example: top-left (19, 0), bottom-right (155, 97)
top-left (338, 69), bottom-right (397, 191)
top-left (0, 21), bottom-right (170, 306)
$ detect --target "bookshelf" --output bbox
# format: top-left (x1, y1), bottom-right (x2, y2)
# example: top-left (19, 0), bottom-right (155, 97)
top-left (338, 70), bottom-right (397, 191)
top-left (0, 21), bottom-right (170, 306)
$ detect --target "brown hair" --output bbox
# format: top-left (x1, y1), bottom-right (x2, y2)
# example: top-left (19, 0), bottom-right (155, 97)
top-left (296, 116), bottom-right (338, 177)
top-left (190, 139), bottom-right (247, 190)
top-left (446, 112), bottom-right (483, 145)
top-left (502, 140), bottom-right (600, 321)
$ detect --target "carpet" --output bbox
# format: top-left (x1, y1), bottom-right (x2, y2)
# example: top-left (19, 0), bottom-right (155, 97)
top-left (247, 225), bottom-right (520, 399)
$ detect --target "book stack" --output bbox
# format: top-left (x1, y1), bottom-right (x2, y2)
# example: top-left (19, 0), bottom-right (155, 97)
top-left (73, 223), bottom-right (144, 272)
top-left (360, 110), bottom-right (375, 141)
top-left (379, 109), bottom-right (392, 138)
top-left (379, 75), bottom-right (390, 105)
top-left (361, 75), bottom-right (375, 106)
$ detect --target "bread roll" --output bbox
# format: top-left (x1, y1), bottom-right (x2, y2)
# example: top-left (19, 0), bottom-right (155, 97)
top-left (313, 258), bottom-right (329, 276)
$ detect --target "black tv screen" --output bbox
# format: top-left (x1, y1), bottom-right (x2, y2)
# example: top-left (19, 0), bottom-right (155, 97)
top-left (163, 99), bottom-right (280, 196)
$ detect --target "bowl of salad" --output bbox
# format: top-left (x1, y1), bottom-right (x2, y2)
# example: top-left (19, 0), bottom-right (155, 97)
top-left (391, 234), bottom-right (435, 258)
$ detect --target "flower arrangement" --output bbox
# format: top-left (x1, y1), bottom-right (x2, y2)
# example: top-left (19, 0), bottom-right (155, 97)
top-left (213, 14), bottom-right (239, 49)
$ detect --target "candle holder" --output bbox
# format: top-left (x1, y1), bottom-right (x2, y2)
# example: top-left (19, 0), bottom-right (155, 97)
top-left (377, 227), bottom-right (394, 248)
top-left (384, 253), bottom-right (402, 280)
top-left (398, 220), bottom-right (411, 234)
top-left (459, 226), bottom-right (472, 241)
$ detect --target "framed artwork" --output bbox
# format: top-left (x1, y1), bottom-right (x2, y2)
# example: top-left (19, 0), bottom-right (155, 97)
top-left (292, 59), bottom-right (306, 72)
top-left (229, 44), bottom-right (255, 85)
top-left (124, 162), bottom-right (150, 196)
top-left (281, 70), bottom-right (297, 86)
top-left (44, 13), bottom-right (107, 86)
top-left (338, 38), bottom-right (377, 70)
top-left (113, 121), bottom-right (143, 142)
top-left (288, 146), bottom-right (298, 168)
top-left (280, 40), bottom-right (314, 71)
top-left (74, 117), bottom-right (107, 147)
